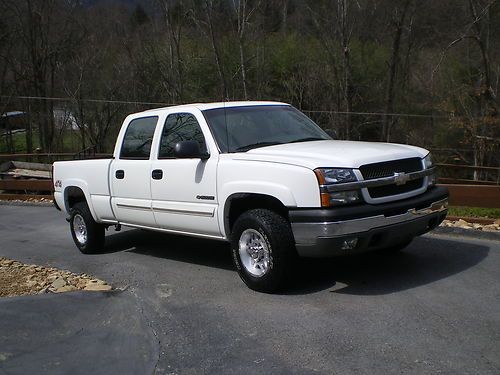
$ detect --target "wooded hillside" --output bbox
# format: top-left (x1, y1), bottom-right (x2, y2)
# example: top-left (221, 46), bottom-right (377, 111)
top-left (0, 0), bottom-right (498, 172)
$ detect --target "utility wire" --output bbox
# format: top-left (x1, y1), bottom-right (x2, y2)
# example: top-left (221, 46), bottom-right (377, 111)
top-left (0, 95), bottom-right (176, 107)
top-left (301, 109), bottom-right (451, 119)
top-left (1, 95), bottom-right (453, 119)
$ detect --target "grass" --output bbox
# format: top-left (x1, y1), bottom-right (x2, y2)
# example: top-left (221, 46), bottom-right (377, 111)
top-left (448, 206), bottom-right (500, 219)
top-left (0, 130), bottom-right (81, 153)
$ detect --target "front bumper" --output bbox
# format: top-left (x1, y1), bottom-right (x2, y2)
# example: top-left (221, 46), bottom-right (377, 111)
top-left (289, 186), bottom-right (448, 257)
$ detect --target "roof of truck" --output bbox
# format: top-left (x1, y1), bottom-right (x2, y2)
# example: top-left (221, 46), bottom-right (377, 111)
top-left (142, 101), bottom-right (289, 114)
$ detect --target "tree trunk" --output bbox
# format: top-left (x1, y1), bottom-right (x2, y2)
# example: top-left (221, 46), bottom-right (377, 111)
top-left (239, 40), bottom-right (248, 99)
top-left (206, 0), bottom-right (228, 99)
top-left (382, 0), bottom-right (411, 142)
top-left (281, 0), bottom-right (288, 33)
top-left (338, 0), bottom-right (353, 139)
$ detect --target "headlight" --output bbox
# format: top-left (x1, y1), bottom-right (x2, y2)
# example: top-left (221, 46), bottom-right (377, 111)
top-left (314, 168), bottom-right (357, 184)
top-left (423, 153), bottom-right (436, 186)
top-left (423, 153), bottom-right (433, 169)
top-left (314, 168), bottom-right (362, 207)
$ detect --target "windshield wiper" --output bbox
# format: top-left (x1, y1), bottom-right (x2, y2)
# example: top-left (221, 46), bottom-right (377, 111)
top-left (289, 137), bottom-right (326, 143)
top-left (234, 141), bottom-right (283, 152)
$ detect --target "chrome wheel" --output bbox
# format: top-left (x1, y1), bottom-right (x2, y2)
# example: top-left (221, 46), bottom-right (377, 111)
top-left (72, 214), bottom-right (87, 245)
top-left (238, 229), bottom-right (270, 277)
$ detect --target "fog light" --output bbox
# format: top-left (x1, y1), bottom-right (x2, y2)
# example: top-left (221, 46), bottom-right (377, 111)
top-left (428, 174), bottom-right (436, 186)
top-left (341, 238), bottom-right (358, 250)
top-left (328, 190), bottom-right (361, 206)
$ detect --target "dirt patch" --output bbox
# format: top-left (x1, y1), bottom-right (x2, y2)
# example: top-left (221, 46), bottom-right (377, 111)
top-left (440, 219), bottom-right (500, 232)
top-left (0, 257), bottom-right (111, 298)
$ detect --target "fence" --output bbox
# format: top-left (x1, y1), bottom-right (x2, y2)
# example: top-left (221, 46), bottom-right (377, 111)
top-left (0, 179), bottom-right (53, 201)
top-left (442, 184), bottom-right (500, 209)
top-left (0, 158), bottom-right (499, 209)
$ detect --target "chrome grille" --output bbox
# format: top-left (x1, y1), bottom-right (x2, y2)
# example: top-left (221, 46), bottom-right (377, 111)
top-left (359, 158), bottom-right (424, 199)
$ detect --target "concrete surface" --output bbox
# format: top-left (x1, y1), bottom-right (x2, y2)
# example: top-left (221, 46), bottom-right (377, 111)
top-left (0, 291), bottom-right (158, 375)
top-left (0, 205), bottom-right (499, 374)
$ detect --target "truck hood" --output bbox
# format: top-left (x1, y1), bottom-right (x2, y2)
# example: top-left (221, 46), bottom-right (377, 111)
top-left (231, 140), bottom-right (428, 169)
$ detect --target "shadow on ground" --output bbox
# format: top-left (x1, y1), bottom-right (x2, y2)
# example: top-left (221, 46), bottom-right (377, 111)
top-left (103, 228), bottom-right (234, 270)
top-left (100, 229), bottom-right (489, 296)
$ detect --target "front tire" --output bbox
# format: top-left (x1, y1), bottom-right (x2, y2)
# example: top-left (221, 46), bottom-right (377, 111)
top-left (231, 209), bottom-right (295, 293)
top-left (69, 202), bottom-right (105, 254)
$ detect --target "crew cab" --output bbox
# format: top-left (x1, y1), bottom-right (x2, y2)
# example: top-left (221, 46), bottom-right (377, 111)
top-left (53, 101), bottom-right (448, 292)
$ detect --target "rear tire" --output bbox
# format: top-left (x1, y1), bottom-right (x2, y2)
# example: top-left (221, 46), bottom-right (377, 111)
top-left (231, 209), bottom-right (295, 293)
top-left (69, 202), bottom-right (105, 254)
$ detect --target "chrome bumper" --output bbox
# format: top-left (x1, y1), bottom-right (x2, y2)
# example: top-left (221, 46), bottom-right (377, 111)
top-left (290, 192), bottom-right (448, 257)
top-left (292, 198), bottom-right (448, 245)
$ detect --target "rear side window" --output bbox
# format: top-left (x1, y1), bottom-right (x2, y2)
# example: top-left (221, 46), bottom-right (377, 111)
top-left (159, 113), bottom-right (207, 158)
top-left (120, 116), bottom-right (158, 159)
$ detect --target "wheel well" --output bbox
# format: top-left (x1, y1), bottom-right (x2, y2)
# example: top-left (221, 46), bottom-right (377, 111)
top-left (225, 193), bottom-right (288, 237)
top-left (65, 186), bottom-right (87, 211)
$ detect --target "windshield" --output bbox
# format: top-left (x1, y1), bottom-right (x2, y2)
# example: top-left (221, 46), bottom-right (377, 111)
top-left (202, 105), bottom-right (331, 153)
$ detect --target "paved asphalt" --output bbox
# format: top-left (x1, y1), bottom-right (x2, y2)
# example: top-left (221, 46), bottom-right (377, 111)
top-left (0, 205), bottom-right (499, 375)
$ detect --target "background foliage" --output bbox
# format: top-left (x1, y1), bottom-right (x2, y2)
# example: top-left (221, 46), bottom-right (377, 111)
top-left (0, 0), bottom-right (498, 174)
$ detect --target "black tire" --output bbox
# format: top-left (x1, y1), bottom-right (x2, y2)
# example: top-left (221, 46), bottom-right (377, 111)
top-left (381, 238), bottom-right (413, 254)
top-left (230, 209), bottom-right (296, 293)
top-left (69, 201), bottom-right (105, 254)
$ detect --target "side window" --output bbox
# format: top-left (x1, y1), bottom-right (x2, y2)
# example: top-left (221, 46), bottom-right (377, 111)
top-left (159, 113), bottom-right (207, 158)
top-left (120, 116), bottom-right (158, 159)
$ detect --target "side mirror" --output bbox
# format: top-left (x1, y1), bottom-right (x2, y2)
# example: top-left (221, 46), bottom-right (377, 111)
top-left (174, 140), bottom-right (209, 160)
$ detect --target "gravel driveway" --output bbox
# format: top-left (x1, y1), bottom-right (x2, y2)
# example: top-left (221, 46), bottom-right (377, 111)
top-left (0, 204), bottom-right (499, 374)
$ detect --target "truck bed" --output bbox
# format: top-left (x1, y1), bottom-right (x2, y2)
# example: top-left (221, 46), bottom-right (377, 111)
top-left (53, 159), bottom-right (114, 220)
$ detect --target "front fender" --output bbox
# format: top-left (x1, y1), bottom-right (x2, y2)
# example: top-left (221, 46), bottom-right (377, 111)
top-left (218, 181), bottom-right (297, 238)
top-left (220, 181), bottom-right (297, 207)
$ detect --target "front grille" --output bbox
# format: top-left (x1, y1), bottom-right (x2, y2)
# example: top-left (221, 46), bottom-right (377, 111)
top-left (360, 157), bottom-right (422, 179)
top-left (360, 157), bottom-right (424, 199)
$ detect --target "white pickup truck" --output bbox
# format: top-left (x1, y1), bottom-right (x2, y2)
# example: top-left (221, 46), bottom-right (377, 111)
top-left (53, 101), bottom-right (448, 292)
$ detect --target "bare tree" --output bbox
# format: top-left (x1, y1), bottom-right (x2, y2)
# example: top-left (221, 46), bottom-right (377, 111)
top-left (2, 0), bottom-right (80, 152)
top-left (337, 0), bottom-right (354, 139)
top-left (382, 0), bottom-right (412, 142)
top-left (432, 0), bottom-right (499, 178)
top-left (156, 0), bottom-right (185, 102)
top-left (231, 0), bottom-right (260, 99)
top-left (308, 0), bottom-right (356, 139)
top-left (190, 0), bottom-right (229, 99)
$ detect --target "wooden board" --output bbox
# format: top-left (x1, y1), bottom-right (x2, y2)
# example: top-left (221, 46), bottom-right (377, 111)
top-left (0, 179), bottom-right (53, 191)
top-left (0, 169), bottom-right (51, 179)
top-left (437, 178), bottom-right (497, 186)
top-left (439, 184), bottom-right (500, 208)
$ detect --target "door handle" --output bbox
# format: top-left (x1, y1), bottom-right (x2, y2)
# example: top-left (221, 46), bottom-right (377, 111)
top-left (115, 170), bottom-right (125, 179)
top-left (152, 169), bottom-right (163, 180)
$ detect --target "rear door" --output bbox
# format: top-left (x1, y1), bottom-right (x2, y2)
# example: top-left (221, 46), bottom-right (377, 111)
top-left (150, 111), bottom-right (220, 237)
top-left (110, 116), bottom-right (158, 227)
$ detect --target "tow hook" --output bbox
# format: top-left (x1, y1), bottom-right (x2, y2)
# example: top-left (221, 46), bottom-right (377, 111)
top-left (115, 224), bottom-right (121, 232)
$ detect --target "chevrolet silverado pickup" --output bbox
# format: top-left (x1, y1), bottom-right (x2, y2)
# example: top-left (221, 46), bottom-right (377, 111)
top-left (53, 101), bottom-right (448, 292)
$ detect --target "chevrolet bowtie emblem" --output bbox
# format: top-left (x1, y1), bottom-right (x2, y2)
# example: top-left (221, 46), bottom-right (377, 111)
top-left (394, 172), bottom-right (410, 185)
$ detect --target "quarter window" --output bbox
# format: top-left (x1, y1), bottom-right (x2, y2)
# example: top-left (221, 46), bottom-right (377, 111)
top-left (120, 116), bottom-right (158, 159)
top-left (159, 113), bottom-right (207, 158)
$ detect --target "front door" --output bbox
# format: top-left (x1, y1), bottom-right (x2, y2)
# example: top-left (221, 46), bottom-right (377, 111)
top-left (150, 112), bottom-right (220, 237)
top-left (111, 116), bottom-right (158, 227)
